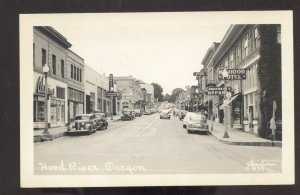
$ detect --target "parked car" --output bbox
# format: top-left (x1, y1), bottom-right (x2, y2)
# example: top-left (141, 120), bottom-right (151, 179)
top-left (134, 109), bottom-right (142, 117)
top-left (67, 114), bottom-right (97, 135)
top-left (160, 109), bottom-right (171, 119)
top-left (186, 114), bottom-right (209, 134)
top-left (179, 110), bottom-right (187, 120)
top-left (182, 112), bottom-right (194, 128)
top-left (143, 109), bottom-right (151, 115)
top-left (121, 110), bottom-right (135, 121)
top-left (93, 112), bottom-right (108, 130)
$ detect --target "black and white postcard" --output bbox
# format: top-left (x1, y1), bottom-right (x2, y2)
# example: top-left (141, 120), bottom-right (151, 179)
top-left (20, 11), bottom-right (294, 187)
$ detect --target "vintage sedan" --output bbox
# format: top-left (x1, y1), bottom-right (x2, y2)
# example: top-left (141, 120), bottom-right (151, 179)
top-left (160, 109), bottom-right (171, 119)
top-left (121, 110), bottom-right (135, 121)
top-left (134, 109), bottom-right (142, 117)
top-left (67, 114), bottom-right (97, 135)
top-left (186, 114), bottom-right (209, 134)
top-left (93, 112), bottom-right (108, 130)
top-left (182, 112), bottom-right (194, 128)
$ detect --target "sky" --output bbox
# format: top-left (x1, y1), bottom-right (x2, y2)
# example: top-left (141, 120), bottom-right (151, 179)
top-left (50, 13), bottom-right (230, 94)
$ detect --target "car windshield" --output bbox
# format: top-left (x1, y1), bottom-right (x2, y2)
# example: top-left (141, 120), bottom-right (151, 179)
top-left (75, 115), bottom-right (90, 120)
top-left (124, 111), bottom-right (131, 114)
top-left (94, 114), bottom-right (104, 119)
top-left (190, 115), bottom-right (206, 123)
top-left (162, 110), bottom-right (169, 114)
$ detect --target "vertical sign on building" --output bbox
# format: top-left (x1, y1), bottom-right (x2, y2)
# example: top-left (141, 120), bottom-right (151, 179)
top-left (109, 74), bottom-right (114, 92)
top-left (108, 73), bottom-right (114, 119)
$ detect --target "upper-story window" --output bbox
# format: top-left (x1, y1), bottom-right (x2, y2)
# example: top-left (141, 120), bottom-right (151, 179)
top-left (236, 45), bottom-right (240, 63)
top-left (71, 64), bottom-right (73, 79)
top-left (230, 53), bottom-right (234, 68)
top-left (79, 69), bottom-right (82, 82)
top-left (70, 64), bottom-right (82, 82)
top-left (74, 66), bottom-right (77, 80)
top-left (225, 58), bottom-right (228, 68)
top-left (254, 27), bottom-right (260, 49)
top-left (244, 35), bottom-right (248, 57)
top-left (42, 48), bottom-right (47, 67)
top-left (61, 60), bottom-right (64, 78)
top-left (52, 54), bottom-right (56, 75)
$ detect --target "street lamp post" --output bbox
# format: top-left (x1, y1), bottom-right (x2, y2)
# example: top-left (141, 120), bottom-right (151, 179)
top-left (43, 64), bottom-right (50, 135)
top-left (195, 88), bottom-right (199, 112)
top-left (223, 80), bottom-right (230, 138)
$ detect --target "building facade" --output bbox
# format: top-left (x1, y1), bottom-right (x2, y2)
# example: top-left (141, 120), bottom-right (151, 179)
top-left (114, 76), bottom-right (143, 112)
top-left (201, 24), bottom-right (281, 135)
top-left (33, 26), bottom-right (72, 128)
top-left (66, 50), bottom-right (85, 122)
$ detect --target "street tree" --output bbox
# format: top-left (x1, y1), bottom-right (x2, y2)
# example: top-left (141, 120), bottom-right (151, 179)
top-left (151, 82), bottom-right (164, 102)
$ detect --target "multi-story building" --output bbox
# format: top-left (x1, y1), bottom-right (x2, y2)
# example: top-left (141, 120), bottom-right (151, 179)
top-left (114, 76), bottom-right (144, 111)
top-left (33, 26), bottom-right (72, 128)
top-left (139, 81), bottom-right (154, 110)
top-left (66, 50), bottom-right (85, 122)
top-left (201, 24), bottom-right (281, 135)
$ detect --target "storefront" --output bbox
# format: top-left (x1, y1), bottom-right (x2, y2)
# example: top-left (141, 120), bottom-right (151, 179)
top-left (33, 73), bottom-right (68, 128)
top-left (68, 87), bottom-right (84, 122)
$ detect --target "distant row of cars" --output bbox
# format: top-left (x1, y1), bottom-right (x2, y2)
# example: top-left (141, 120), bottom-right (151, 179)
top-left (66, 112), bottom-right (108, 135)
top-left (120, 108), bottom-right (157, 121)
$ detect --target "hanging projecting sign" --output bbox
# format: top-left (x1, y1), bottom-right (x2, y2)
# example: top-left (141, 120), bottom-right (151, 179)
top-left (36, 76), bottom-right (55, 95)
top-left (106, 91), bottom-right (118, 97)
top-left (206, 87), bottom-right (233, 95)
top-left (109, 73), bottom-right (114, 91)
top-left (218, 69), bottom-right (246, 80)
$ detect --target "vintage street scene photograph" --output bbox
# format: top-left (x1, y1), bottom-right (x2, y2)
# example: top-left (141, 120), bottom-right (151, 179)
top-left (20, 11), bottom-right (294, 186)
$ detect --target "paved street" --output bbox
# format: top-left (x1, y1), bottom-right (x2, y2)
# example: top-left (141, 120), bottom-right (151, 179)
top-left (34, 113), bottom-right (282, 175)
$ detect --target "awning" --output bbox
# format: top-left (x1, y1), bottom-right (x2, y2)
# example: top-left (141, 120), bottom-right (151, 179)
top-left (219, 94), bottom-right (240, 110)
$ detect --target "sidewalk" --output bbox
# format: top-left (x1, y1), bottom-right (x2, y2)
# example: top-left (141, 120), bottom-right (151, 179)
top-left (208, 120), bottom-right (282, 147)
top-left (34, 115), bottom-right (122, 143)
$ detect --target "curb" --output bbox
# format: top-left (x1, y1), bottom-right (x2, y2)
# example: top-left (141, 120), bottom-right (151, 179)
top-left (209, 131), bottom-right (282, 147)
top-left (34, 132), bottom-right (66, 143)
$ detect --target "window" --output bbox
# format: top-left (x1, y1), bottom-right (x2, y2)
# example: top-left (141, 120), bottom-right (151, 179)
top-left (52, 55), bottom-right (56, 75)
top-left (254, 27), bottom-right (260, 49)
top-left (230, 53), bottom-right (234, 68)
top-left (77, 67), bottom-right (79, 81)
top-left (244, 36), bottom-right (248, 57)
top-left (42, 49), bottom-right (46, 66)
top-left (61, 60), bottom-right (64, 78)
top-left (74, 66), bottom-right (77, 80)
top-left (79, 69), bottom-right (82, 82)
top-left (225, 58), bottom-right (228, 68)
top-left (71, 64), bottom-right (73, 79)
top-left (33, 43), bottom-right (35, 66)
top-left (254, 28), bottom-right (258, 39)
top-left (56, 87), bottom-right (65, 99)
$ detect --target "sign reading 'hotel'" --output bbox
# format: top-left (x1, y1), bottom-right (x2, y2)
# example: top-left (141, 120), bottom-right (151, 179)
top-left (218, 69), bottom-right (246, 80)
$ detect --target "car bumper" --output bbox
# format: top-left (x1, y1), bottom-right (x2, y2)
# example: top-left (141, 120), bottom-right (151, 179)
top-left (66, 129), bottom-right (93, 135)
top-left (187, 127), bottom-right (209, 132)
top-left (160, 115), bottom-right (170, 119)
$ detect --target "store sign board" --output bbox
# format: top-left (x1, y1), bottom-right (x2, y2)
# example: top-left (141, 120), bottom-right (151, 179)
top-left (218, 69), bottom-right (246, 80)
top-left (36, 76), bottom-right (55, 95)
top-left (106, 91), bottom-right (118, 97)
top-left (206, 87), bottom-right (232, 95)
